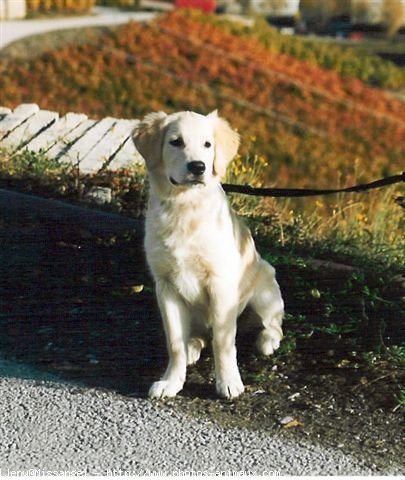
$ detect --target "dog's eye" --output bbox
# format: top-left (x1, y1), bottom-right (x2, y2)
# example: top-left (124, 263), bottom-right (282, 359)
top-left (169, 137), bottom-right (185, 148)
top-left (204, 141), bottom-right (212, 148)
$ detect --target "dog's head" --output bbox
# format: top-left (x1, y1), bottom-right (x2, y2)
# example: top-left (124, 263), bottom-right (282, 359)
top-left (132, 110), bottom-right (239, 194)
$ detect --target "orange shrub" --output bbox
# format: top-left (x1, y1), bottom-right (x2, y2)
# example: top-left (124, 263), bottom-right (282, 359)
top-left (1, 11), bottom-right (403, 190)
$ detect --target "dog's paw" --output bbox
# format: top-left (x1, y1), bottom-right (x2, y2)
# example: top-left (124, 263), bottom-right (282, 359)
top-left (148, 380), bottom-right (183, 399)
top-left (216, 376), bottom-right (245, 399)
top-left (256, 328), bottom-right (283, 356)
top-left (187, 337), bottom-right (206, 365)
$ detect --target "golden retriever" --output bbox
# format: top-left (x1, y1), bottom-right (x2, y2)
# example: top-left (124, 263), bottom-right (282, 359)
top-left (132, 110), bottom-right (284, 399)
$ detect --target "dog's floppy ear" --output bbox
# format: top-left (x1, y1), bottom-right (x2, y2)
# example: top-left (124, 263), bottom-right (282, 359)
top-left (132, 112), bottom-right (167, 169)
top-left (208, 111), bottom-right (240, 178)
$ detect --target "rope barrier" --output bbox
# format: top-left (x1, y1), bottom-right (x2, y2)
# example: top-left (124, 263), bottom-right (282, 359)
top-left (222, 171), bottom-right (405, 198)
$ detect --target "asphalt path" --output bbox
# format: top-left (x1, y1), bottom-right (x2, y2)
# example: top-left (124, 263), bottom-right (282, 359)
top-left (0, 6), bottom-right (156, 50)
top-left (0, 190), bottom-right (400, 475)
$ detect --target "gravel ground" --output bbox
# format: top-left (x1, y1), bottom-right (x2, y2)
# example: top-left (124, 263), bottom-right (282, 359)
top-left (0, 372), bottom-right (381, 476)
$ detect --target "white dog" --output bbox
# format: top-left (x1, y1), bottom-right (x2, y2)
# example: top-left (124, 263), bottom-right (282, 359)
top-left (133, 110), bottom-right (284, 399)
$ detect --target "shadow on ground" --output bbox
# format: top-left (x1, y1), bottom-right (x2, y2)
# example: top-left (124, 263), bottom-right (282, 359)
top-left (0, 189), bottom-right (165, 396)
top-left (1, 189), bottom-right (404, 473)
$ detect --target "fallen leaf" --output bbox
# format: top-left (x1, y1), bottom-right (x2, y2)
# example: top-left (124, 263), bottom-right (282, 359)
top-left (131, 285), bottom-right (144, 294)
top-left (281, 417), bottom-right (304, 429)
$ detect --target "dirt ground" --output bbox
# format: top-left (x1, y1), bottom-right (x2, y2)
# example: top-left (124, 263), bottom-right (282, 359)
top-left (0, 190), bottom-right (403, 473)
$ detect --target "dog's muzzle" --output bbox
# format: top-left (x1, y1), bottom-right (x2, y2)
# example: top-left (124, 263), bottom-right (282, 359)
top-left (170, 161), bottom-right (206, 187)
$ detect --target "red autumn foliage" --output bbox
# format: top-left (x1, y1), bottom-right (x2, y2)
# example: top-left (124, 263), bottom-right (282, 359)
top-left (0, 10), bottom-right (403, 188)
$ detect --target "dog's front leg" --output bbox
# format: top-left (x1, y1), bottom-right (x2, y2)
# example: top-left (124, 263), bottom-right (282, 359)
top-left (211, 299), bottom-right (244, 399)
top-left (149, 281), bottom-right (189, 399)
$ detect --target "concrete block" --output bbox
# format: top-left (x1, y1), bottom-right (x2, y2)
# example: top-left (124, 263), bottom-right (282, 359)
top-left (0, 104), bottom-right (39, 140)
top-left (58, 117), bottom-right (116, 166)
top-left (46, 119), bottom-right (97, 161)
top-left (79, 119), bottom-right (138, 173)
top-left (24, 112), bottom-right (88, 153)
top-left (2, 109), bottom-right (58, 151)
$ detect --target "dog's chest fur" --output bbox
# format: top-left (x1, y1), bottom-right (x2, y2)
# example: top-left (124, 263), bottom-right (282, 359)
top-left (145, 189), bottom-right (239, 303)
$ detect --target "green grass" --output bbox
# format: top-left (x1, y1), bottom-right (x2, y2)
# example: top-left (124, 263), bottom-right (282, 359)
top-left (393, 386), bottom-right (405, 412)
top-left (0, 148), bottom-right (148, 217)
top-left (226, 147), bottom-right (405, 269)
top-left (324, 36), bottom-right (405, 59)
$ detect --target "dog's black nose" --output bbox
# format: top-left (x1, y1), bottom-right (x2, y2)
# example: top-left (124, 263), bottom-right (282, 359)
top-left (187, 161), bottom-right (206, 176)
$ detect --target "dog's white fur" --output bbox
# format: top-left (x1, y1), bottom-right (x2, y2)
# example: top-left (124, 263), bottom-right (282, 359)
top-left (133, 110), bottom-right (284, 399)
